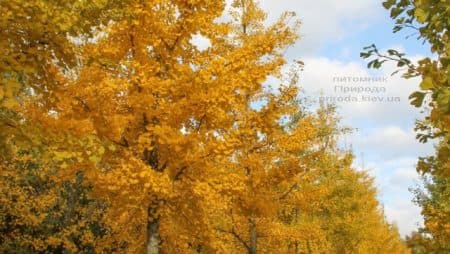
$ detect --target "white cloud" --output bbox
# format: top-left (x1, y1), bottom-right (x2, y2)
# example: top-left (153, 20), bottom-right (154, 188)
top-left (258, 0), bottom-right (383, 55)
top-left (350, 126), bottom-right (434, 159)
top-left (297, 56), bottom-right (428, 128)
top-left (190, 33), bottom-right (211, 51)
top-left (389, 166), bottom-right (420, 186)
top-left (384, 200), bottom-right (423, 237)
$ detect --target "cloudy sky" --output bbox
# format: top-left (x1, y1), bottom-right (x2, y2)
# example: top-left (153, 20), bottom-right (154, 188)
top-left (256, 0), bottom-right (434, 236)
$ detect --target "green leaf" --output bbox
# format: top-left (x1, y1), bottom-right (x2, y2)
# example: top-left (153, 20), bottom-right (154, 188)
top-left (387, 49), bottom-right (398, 55)
top-left (409, 91), bottom-right (426, 107)
top-left (419, 77), bottom-right (434, 90)
top-left (393, 25), bottom-right (402, 33)
top-left (374, 60), bottom-right (382, 69)
top-left (382, 0), bottom-right (396, 9)
top-left (390, 7), bottom-right (403, 18)
top-left (363, 44), bottom-right (375, 50)
top-left (360, 52), bottom-right (370, 58)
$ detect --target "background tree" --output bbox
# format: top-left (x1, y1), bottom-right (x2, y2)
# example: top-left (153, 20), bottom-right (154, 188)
top-left (287, 103), bottom-right (410, 254)
top-left (361, 0), bottom-right (449, 252)
top-left (0, 119), bottom-right (112, 253)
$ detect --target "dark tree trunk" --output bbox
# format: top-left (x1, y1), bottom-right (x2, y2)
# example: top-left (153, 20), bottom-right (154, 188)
top-left (249, 219), bottom-right (257, 254)
top-left (146, 218), bottom-right (161, 254)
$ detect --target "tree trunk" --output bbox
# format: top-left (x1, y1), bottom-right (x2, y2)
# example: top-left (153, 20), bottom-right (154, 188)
top-left (146, 218), bottom-right (161, 254)
top-left (294, 208), bottom-right (299, 254)
top-left (249, 219), bottom-right (257, 254)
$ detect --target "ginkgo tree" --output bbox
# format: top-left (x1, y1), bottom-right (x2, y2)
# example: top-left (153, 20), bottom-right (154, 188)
top-left (25, 0), bottom-right (304, 252)
top-left (274, 103), bottom-right (410, 254)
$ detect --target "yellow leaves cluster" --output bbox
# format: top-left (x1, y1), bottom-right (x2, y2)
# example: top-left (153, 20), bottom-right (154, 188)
top-left (0, 78), bottom-right (21, 109)
top-left (0, 126), bottom-right (113, 253)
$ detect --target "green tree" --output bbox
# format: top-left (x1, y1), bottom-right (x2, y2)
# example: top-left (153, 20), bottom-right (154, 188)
top-left (361, 0), bottom-right (449, 251)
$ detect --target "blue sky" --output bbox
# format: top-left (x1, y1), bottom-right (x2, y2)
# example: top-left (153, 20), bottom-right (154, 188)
top-left (257, 0), bottom-right (435, 236)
